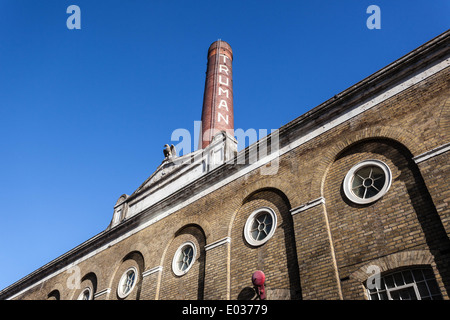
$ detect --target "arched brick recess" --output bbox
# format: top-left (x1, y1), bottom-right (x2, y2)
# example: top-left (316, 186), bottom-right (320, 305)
top-left (321, 136), bottom-right (450, 299)
top-left (158, 224), bottom-right (206, 300)
top-left (349, 250), bottom-right (435, 283)
top-left (315, 125), bottom-right (424, 197)
top-left (108, 251), bottom-right (145, 300)
top-left (68, 272), bottom-right (97, 300)
top-left (229, 188), bottom-right (301, 300)
top-left (437, 97), bottom-right (450, 141)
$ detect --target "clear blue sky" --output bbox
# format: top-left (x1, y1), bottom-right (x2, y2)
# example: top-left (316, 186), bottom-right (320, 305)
top-left (0, 0), bottom-right (448, 291)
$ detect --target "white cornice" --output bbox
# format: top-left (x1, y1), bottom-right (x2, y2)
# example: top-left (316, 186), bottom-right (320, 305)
top-left (290, 197), bottom-right (326, 216)
top-left (142, 266), bottom-right (163, 277)
top-left (205, 237), bottom-right (231, 251)
top-left (413, 142), bottom-right (450, 164)
top-left (93, 288), bottom-right (111, 299)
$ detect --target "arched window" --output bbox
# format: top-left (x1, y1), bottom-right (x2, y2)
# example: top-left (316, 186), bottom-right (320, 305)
top-left (366, 267), bottom-right (442, 300)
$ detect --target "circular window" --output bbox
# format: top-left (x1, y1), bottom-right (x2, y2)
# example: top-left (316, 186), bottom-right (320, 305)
top-left (172, 241), bottom-right (197, 276)
top-left (343, 160), bottom-right (392, 204)
top-left (77, 287), bottom-right (92, 300)
top-left (117, 267), bottom-right (138, 298)
top-left (244, 207), bottom-right (277, 247)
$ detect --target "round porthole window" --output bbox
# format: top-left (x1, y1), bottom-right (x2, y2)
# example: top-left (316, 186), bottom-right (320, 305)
top-left (343, 160), bottom-right (392, 204)
top-left (77, 287), bottom-right (92, 300)
top-left (172, 241), bottom-right (197, 276)
top-left (244, 207), bottom-right (277, 247)
top-left (117, 267), bottom-right (138, 298)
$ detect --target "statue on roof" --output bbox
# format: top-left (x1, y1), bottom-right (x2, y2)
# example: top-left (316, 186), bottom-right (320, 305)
top-left (163, 144), bottom-right (176, 159)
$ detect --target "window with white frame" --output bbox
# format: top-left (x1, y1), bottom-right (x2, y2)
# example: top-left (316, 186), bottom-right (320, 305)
top-left (117, 267), bottom-right (138, 298)
top-left (172, 241), bottom-right (197, 276)
top-left (367, 267), bottom-right (442, 300)
top-left (77, 287), bottom-right (92, 300)
top-left (244, 207), bottom-right (277, 247)
top-left (343, 160), bottom-right (392, 204)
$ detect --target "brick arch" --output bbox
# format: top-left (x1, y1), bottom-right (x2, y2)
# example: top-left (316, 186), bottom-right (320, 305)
top-left (42, 281), bottom-right (65, 300)
top-left (47, 288), bottom-right (61, 300)
top-left (241, 186), bottom-right (292, 209)
top-left (68, 271), bottom-right (98, 300)
top-left (159, 224), bottom-right (208, 267)
top-left (240, 181), bottom-right (294, 209)
top-left (174, 223), bottom-right (208, 241)
top-left (349, 250), bottom-right (435, 283)
top-left (107, 250), bottom-right (145, 300)
top-left (158, 224), bottom-right (207, 300)
top-left (228, 187), bottom-right (302, 299)
top-left (437, 97), bottom-right (450, 140)
top-left (316, 125), bottom-right (419, 197)
top-left (227, 186), bottom-right (293, 238)
top-left (126, 242), bottom-right (150, 269)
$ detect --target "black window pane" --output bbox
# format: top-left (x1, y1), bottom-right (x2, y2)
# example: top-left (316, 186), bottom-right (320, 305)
top-left (403, 270), bottom-right (413, 283)
top-left (427, 280), bottom-right (441, 295)
top-left (385, 275), bottom-right (395, 289)
top-left (422, 268), bottom-right (434, 280)
top-left (412, 269), bottom-right (424, 281)
top-left (390, 290), bottom-right (400, 300)
top-left (393, 272), bottom-right (404, 286)
top-left (380, 277), bottom-right (386, 289)
top-left (373, 176), bottom-right (385, 189)
top-left (366, 186), bottom-right (378, 198)
top-left (417, 281), bottom-right (429, 298)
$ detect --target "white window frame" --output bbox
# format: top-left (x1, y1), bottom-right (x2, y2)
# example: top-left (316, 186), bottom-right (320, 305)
top-left (244, 207), bottom-right (278, 247)
top-left (117, 266), bottom-right (138, 298)
top-left (77, 287), bottom-right (92, 300)
top-left (367, 268), bottom-right (442, 300)
top-left (343, 159), bottom-right (392, 204)
top-left (172, 241), bottom-right (197, 276)
top-left (384, 282), bottom-right (421, 300)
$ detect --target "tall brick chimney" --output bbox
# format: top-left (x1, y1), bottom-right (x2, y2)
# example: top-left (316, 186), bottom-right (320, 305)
top-left (200, 40), bottom-right (234, 149)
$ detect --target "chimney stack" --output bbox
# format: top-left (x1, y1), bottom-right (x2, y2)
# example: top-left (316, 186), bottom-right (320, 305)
top-left (200, 40), bottom-right (234, 149)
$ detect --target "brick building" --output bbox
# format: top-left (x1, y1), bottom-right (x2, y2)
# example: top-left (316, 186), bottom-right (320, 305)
top-left (1, 30), bottom-right (449, 300)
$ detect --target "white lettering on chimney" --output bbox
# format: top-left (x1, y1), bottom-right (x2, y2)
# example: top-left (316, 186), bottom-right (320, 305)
top-left (219, 65), bottom-right (229, 75)
top-left (218, 87), bottom-right (229, 99)
top-left (220, 54), bottom-right (229, 63)
top-left (215, 52), bottom-right (231, 128)
top-left (218, 75), bottom-right (229, 86)
top-left (218, 99), bottom-right (229, 111)
top-left (218, 112), bottom-right (229, 124)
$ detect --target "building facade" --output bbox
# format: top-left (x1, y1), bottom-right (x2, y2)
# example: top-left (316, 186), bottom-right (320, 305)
top-left (1, 31), bottom-right (449, 300)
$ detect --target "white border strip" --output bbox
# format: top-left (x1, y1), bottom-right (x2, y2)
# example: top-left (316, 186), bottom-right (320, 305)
top-left (93, 288), bottom-right (111, 299)
top-left (413, 142), bottom-right (450, 164)
top-left (205, 237), bottom-right (231, 251)
top-left (5, 57), bottom-right (449, 301)
top-left (290, 197), bottom-right (326, 216)
top-left (142, 266), bottom-right (163, 278)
